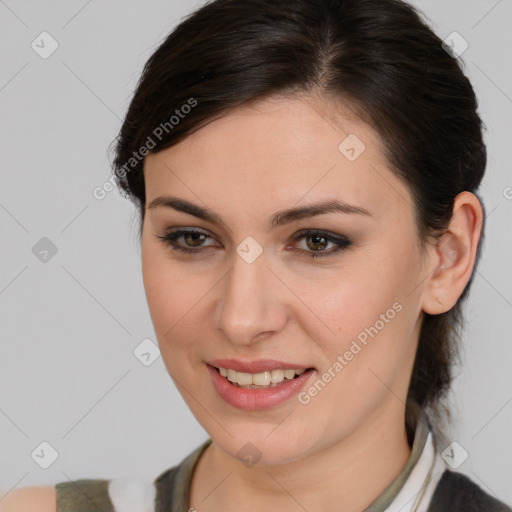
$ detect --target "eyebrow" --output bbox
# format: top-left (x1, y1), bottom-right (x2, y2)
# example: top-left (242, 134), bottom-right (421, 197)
top-left (147, 196), bottom-right (371, 229)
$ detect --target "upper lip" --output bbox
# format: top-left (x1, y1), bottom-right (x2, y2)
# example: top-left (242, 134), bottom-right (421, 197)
top-left (207, 358), bottom-right (312, 373)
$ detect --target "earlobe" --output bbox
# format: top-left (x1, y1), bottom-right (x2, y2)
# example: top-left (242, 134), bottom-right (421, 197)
top-left (422, 191), bottom-right (483, 315)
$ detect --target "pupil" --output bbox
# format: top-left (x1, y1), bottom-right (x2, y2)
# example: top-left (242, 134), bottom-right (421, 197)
top-left (187, 232), bottom-right (204, 246)
top-left (308, 235), bottom-right (326, 250)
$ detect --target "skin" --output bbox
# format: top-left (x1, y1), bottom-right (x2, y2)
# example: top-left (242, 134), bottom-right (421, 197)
top-left (0, 486), bottom-right (56, 511)
top-left (141, 93), bottom-right (483, 512)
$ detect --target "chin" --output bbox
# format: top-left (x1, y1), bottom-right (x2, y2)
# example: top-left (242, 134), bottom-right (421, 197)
top-left (206, 419), bottom-right (317, 467)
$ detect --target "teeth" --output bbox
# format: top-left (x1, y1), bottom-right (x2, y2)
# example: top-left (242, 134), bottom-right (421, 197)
top-left (252, 371), bottom-right (271, 386)
top-left (217, 367), bottom-right (307, 388)
top-left (284, 369), bottom-right (296, 379)
top-left (270, 369), bottom-right (285, 383)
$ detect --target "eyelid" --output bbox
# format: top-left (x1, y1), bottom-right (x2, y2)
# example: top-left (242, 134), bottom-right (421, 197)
top-left (292, 228), bottom-right (350, 242)
top-left (156, 228), bottom-right (220, 249)
top-left (159, 227), bottom-right (348, 243)
top-left (155, 227), bottom-right (352, 258)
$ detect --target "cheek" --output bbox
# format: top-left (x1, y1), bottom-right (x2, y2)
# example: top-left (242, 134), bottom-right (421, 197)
top-left (141, 259), bottom-right (210, 387)
top-left (141, 242), bottom-right (205, 347)
top-left (307, 284), bottom-right (406, 370)
top-left (307, 240), bottom-right (422, 364)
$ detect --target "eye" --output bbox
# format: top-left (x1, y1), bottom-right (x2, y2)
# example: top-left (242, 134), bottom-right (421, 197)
top-left (154, 228), bottom-right (352, 258)
top-left (291, 229), bottom-right (352, 259)
top-left (155, 229), bottom-right (218, 254)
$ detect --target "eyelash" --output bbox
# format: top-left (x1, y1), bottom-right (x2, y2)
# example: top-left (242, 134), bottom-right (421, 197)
top-left (155, 229), bottom-right (352, 259)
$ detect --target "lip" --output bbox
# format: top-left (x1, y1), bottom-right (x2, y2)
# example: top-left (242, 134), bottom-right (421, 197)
top-left (207, 358), bottom-right (312, 374)
top-left (207, 363), bottom-right (315, 411)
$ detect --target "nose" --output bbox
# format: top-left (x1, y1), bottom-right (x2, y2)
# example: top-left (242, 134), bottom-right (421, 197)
top-left (215, 248), bottom-right (288, 346)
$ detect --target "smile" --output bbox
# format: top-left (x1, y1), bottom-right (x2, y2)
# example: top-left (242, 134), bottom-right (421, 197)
top-left (206, 361), bottom-right (315, 410)
top-left (217, 367), bottom-right (306, 388)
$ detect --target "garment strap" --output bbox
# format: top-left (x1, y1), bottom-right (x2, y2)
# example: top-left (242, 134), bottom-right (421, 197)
top-left (155, 440), bottom-right (212, 511)
top-left (55, 478), bottom-right (114, 512)
top-left (153, 466), bottom-right (179, 512)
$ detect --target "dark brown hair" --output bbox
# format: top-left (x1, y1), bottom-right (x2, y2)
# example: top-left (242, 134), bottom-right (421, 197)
top-left (110, 0), bottom-right (487, 444)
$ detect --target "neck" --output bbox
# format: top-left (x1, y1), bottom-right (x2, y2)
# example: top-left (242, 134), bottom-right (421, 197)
top-left (190, 402), bottom-right (414, 512)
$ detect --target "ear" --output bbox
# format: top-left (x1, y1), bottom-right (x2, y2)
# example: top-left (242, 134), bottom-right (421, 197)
top-left (422, 191), bottom-right (484, 315)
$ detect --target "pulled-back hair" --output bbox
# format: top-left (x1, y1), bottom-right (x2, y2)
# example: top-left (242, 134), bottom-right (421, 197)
top-left (110, 0), bottom-right (487, 445)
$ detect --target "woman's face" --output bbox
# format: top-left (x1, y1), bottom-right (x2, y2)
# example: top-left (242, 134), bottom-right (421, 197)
top-left (141, 95), bottom-right (434, 466)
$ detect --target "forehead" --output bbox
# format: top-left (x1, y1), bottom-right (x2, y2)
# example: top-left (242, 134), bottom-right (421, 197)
top-left (143, 95), bottom-right (412, 220)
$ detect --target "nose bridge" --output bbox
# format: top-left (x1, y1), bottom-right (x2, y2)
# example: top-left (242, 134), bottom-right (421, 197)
top-left (216, 246), bottom-right (285, 344)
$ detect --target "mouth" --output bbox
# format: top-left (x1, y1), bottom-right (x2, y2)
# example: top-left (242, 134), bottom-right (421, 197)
top-left (212, 365), bottom-right (310, 389)
top-left (206, 361), bottom-right (316, 410)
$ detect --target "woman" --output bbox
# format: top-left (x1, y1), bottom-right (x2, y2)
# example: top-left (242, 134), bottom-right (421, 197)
top-left (3, 0), bottom-right (510, 510)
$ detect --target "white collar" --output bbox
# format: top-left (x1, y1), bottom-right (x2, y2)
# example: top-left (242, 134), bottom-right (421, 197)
top-left (382, 430), bottom-right (447, 512)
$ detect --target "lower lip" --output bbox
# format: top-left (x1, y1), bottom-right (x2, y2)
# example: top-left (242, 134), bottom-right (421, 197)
top-left (207, 364), bottom-right (315, 410)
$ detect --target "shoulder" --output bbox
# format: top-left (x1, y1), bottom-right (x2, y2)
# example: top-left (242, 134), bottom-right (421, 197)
top-left (0, 464), bottom-right (184, 512)
top-left (0, 486), bottom-right (56, 512)
top-left (429, 469), bottom-right (512, 511)
top-left (1, 475), bottom-right (160, 512)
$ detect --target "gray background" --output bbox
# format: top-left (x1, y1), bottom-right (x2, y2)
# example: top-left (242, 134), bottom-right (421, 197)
top-left (0, 0), bottom-right (511, 504)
